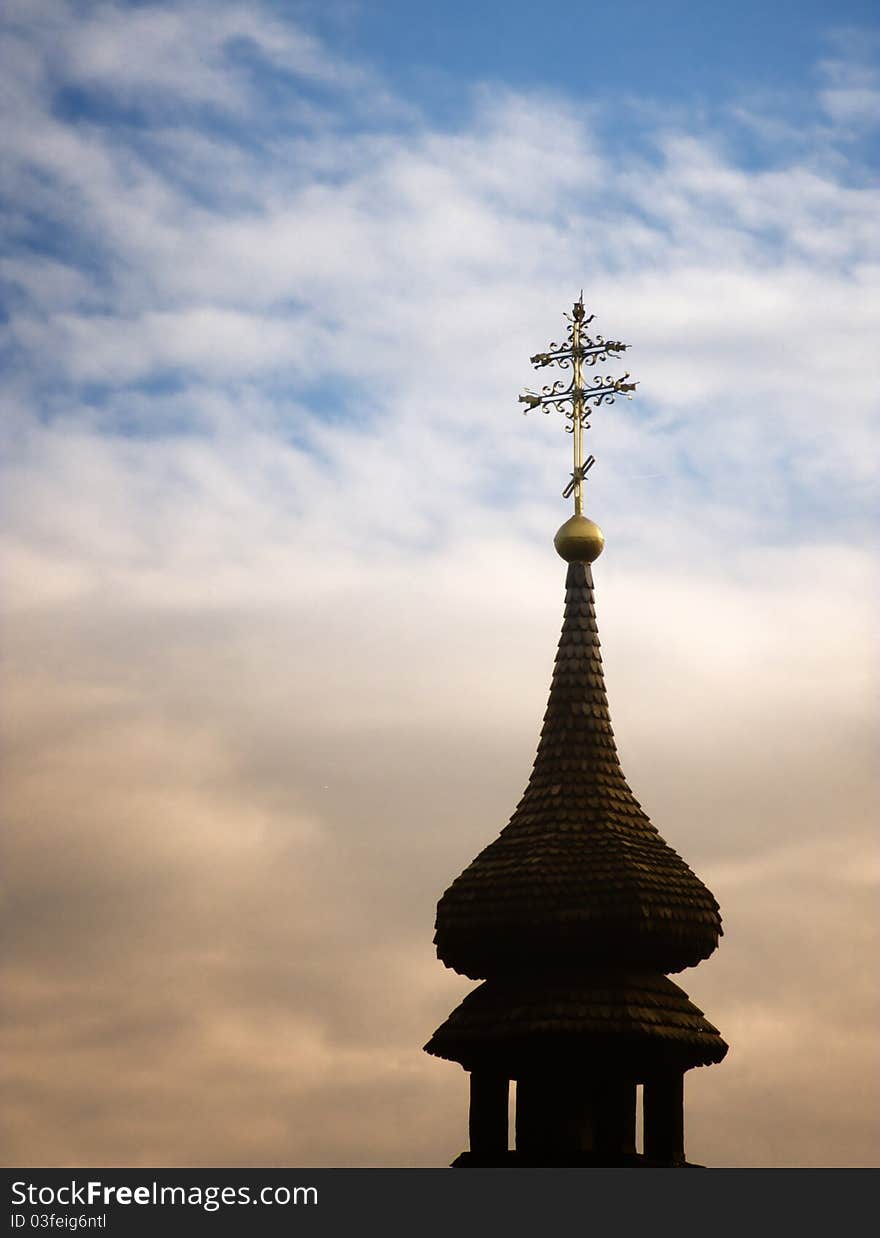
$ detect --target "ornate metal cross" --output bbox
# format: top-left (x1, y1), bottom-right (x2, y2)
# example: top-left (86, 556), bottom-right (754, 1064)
top-left (519, 295), bottom-right (637, 514)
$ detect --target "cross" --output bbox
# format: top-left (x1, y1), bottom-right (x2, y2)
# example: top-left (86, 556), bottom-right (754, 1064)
top-left (518, 295), bottom-right (637, 513)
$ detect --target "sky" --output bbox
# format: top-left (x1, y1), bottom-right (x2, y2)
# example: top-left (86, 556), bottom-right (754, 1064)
top-left (0, 0), bottom-right (877, 1169)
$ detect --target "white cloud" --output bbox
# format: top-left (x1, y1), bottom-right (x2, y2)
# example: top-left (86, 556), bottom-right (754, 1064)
top-left (818, 33), bottom-right (880, 128)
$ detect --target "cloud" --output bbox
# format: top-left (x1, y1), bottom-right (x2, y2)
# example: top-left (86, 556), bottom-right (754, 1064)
top-left (5, 0), bottom-right (363, 110)
top-left (818, 29), bottom-right (880, 128)
top-left (0, 1), bottom-right (878, 1169)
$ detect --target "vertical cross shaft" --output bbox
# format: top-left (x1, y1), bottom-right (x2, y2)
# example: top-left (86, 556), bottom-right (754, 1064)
top-left (571, 303), bottom-right (585, 516)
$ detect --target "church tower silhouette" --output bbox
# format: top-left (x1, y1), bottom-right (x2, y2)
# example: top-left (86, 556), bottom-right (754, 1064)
top-left (425, 298), bottom-right (728, 1167)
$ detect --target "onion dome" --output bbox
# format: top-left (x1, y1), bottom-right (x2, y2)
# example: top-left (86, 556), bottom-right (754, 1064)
top-left (434, 561), bottom-right (722, 980)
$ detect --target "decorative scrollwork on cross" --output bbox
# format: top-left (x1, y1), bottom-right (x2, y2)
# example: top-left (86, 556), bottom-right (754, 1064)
top-left (519, 294), bottom-right (637, 511)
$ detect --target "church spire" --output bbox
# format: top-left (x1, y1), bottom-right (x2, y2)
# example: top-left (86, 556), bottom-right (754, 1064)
top-left (426, 297), bottom-right (729, 1167)
top-left (432, 556), bottom-right (722, 981)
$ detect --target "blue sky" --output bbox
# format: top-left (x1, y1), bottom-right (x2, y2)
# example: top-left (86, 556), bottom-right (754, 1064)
top-left (327, 0), bottom-right (877, 132)
top-left (1, 0), bottom-right (878, 1169)
top-left (3, 4), bottom-right (875, 568)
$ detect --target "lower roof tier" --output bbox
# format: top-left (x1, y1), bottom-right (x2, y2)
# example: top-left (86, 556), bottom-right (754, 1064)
top-left (424, 969), bottom-right (729, 1074)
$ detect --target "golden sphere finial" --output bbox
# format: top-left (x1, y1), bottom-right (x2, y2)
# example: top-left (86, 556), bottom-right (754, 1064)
top-left (554, 514), bottom-right (605, 563)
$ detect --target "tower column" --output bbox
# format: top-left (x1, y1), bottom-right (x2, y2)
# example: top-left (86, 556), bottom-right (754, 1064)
top-left (644, 1070), bottom-right (685, 1165)
top-left (515, 1072), bottom-right (572, 1158)
top-left (468, 1069), bottom-right (509, 1159)
top-left (593, 1075), bottom-right (637, 1159)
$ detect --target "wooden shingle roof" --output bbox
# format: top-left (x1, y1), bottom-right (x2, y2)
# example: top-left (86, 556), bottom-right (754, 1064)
top-left (434, 561), bottom-right (722, 980)
top-left (424, 969), bottom-right (728, 1071)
